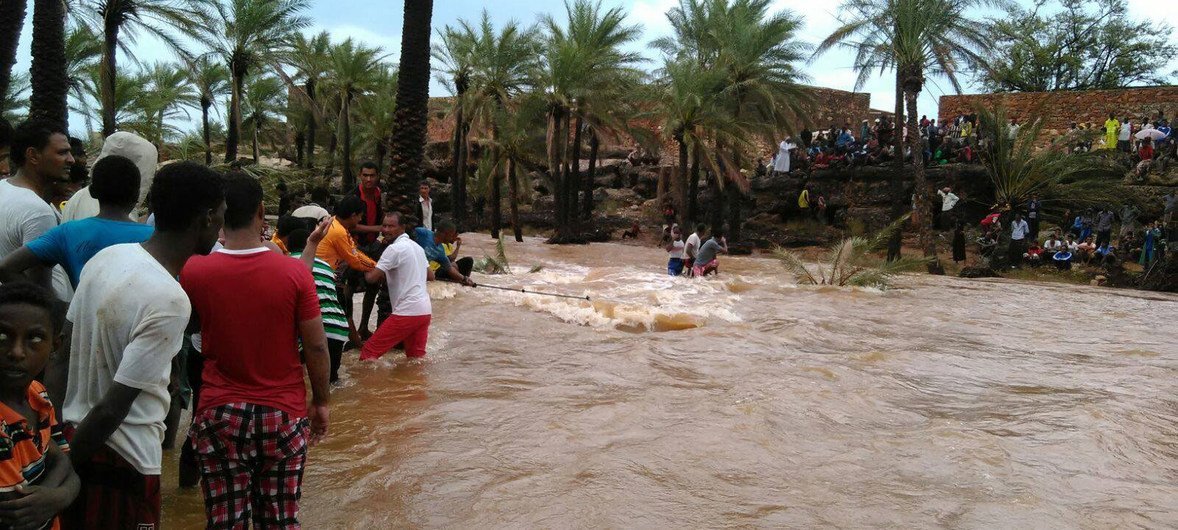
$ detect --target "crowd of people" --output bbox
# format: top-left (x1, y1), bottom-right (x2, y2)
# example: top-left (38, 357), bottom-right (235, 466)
top-left (0, 117), bottom-right (481, 528)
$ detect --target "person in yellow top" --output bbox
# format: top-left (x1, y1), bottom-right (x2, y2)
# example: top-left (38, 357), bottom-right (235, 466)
top-left (798, 186), bottom-right (811, 219)
top-left (1103, 113), bottom-right (1119, 150)
top-left (315, 196), bottom-right (375, 345)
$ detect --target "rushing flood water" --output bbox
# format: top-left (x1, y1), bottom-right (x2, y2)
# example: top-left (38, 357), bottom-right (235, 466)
top-left (162, 234), bottom-right (1178, 528)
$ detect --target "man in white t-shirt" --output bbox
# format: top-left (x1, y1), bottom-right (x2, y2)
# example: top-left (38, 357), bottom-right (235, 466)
top-left (360, 211), bottom-right (432, 360)
top-left (60, 131), bottom-right (157, 223)
top-left (683, 223), bottom-right (705, 275)
top-left (53, 161), bottom-right (225, 529)
top-left (0, 120), bottom-right (74, 287)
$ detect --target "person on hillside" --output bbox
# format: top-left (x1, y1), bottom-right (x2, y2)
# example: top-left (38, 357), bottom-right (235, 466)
top-left (1103, 114), bottom-right (1119, 151)
top-left (1139, 138), bottom-right (1155, 161)
top-left (0, 121), bottom-right (74, 285)
top-left (415, 181), bottom-right (434, 232)
top-left (1117, 118), bottom-right (1132, 153)
top-left (1026, 194), bottom-right (1042, 240)
top-left (1164, 192), bottom-right (1175, 226)
top-left (683, 224), bottom-right (704, 276)
top-left (1094, 208), bottom-right (1115, 250)
top-left (797, 186), bottom-right (811, 219)
top-left (1139, 221), bottom-right (1160, 265)
top-left (60, 132), bottom-right (156, 224)
top-left (773, 137), bottom-right (795, 175)
top-left (1076, 235), bottom-right (1097, 264)
top-left (952, 221), bottom-right (966, 266)
top-left (936, 187), bottom-right (959, 230)
top-left (1009, 212), bottom-right (1030, 268)
top-left (0, 156), bottom-right (152, 290)
top-left (0, 283), bottom-right (81, 530)
top-left (1023, 239), bottom-right (1044, 266)
top-left (285, 227), bottom-right (350, 384)
top-left (692, 228), bottom-right (729, 277)
top-left (55, 162), bottom-right (225, 530)
top-left (412, 220), bottom-right (475, 286)
top-left (179, 174), bottom-right (330, 529)
top-left (360, 212), bottom-right (433, 361)
top-left (292, 187), bottom-right (332, 223)
top-left (316, 195), bottom-right (375, 346)
top-left (666, 224), bottom-right (685, 276)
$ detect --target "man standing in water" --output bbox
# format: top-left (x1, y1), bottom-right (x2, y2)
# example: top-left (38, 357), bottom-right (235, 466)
top-left (317, 195), bottom-right (376, 345)
top-left (351, 162), bottom-right (385, 339)
top-left (692, 228), bottom-right (729, 277)
top-left (361, 212), bottom-right (433, 360)
top-left (56, 162), bottom-right (225, 529)
top-left (683, 224), bottom-right (705, 276)
top-left (180, 174), bottom-right (330, 528)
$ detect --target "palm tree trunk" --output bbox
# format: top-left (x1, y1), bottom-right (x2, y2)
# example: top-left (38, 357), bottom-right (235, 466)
top-left (295, 130), bottom-right (305, 166)
top-left (0, 0), bottom-right (26, 103)
top-left (508, 156), bottom-right (522, 242)
top-left (688, 143), bottom-right (700, 225)
top-left (583, 131), bottom-right (598, 220)
top-left (490, 123), bottom-right (502, 240)
top-left (29, 0), bottom-right (69, 128)
top-left (375, 138), bottom-right (387, 171)
top-left (226, 71), bottom-right (244, 163)
top-left (904, 79), bottom-right (941, 274)
top-left (677, 136), bottom-right (688, 227)
top-left (558, 110), bottom-right (573, 239)
top-left (202, 100), bottom-right (212, 165)
top-left (323, 127), bottom-right (337, 178)
top-left (546, 107), bottom-right (562, 230)
top-left (304, 78), bottom-right (316, 169)
top-left (887, 69), bottom-right (906, 262)
top-left (451, 95), bottom-right (466, 227)
top-left (341, 97), bottom-right (354, 190)
top-left (708, 170), bottom-right (723, 234)
top-left (252, 125), bottom-right (260, 163)
top-left (99, 20), bottom-right (119, 137)
top-left (387, 0), bottom-right (435, 213)
top-left (570, 115), bottom-right (583, 227)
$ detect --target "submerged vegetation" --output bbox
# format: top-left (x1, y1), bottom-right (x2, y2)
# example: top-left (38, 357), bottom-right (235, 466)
top-left (772, 215), bottom-right (926, 288)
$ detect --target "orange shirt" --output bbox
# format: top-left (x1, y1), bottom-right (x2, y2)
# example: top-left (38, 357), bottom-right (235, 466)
top-left (0, 381), bottom-right (69, 529)
top-left (271, 232), bottom-right (289, 254)
top-left (315, 218), bottom-right (375, 272)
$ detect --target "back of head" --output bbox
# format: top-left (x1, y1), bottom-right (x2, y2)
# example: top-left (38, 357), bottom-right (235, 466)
top-left (695, 223), bottom-right (707, 234)
top-left (150, 162), bottom-right (225, 232)
top-left (98, 132), bottom-right (158, 206)
top-left (222, 172), bottom-right (264, 231)
top-left (89, 155), bottom-right (141, 208)
top-left (400, 214), bottom-right (420, 231)
top-left (10, 119), bottom-right (68, 167)
top-left (436, 219), bottom-right (456, 234)
top-left (0, 281), bottom-right (59, 333)
top-left (285, 228), bottom-right (311, 251)
top-left (335, 195), bottom-right (366, 219)
top-left (276, 215), bottom-right (311, 237)
top-left (310, 186), bottom-right (329, 205)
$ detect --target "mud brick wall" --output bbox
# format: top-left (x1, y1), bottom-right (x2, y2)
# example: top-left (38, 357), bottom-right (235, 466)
top-left (939, 87), bottom-right (1178, 145)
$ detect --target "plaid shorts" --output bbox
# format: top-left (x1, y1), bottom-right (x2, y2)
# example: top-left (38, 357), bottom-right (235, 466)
top-left (191, 403), bottom-right (310, 529)
top-left (60, 443), bottom-right (161, 530)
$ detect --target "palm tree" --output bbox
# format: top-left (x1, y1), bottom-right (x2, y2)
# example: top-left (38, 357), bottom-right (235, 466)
top-left (29, 0), bottom-right (70, 127)
top-left (204, 0), bottom-right (309, 163)
top-left (462, 11), bottom-right (542, 239)
top-left (0, 0), bottom-right (26, 104)
top-left (387, 0), bottom-right (435, 212)
top-left (323, 38), bottom-right (384, 190)
top-left (187, 56), bottom-right (230, 165)
top-left (65, 24), bottom-right (103, 135)
top-left (481, 94), bottom-right (547, 242)
top-left (241, 74), bottom-right (285, 163)
top-left (281, 31), bottom-right (330, 168)
top-left (354, 66), bottom-right (398, 170)
top-left (2, 72), bottom-right (30, 121)
top-left (75, 0), bottom-right (206, 137)
top-left (816, 0), bottom-right (988, 270)
top-left (139, 61), bottom-right (198, 145)
top-left (539, 0), bottom-right (643, 241)
top-left (434, 19), bottom-right (478, 228)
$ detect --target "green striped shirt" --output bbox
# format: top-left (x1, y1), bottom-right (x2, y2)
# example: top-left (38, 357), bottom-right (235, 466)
top-left (291, 253), bottom-right (350, 342)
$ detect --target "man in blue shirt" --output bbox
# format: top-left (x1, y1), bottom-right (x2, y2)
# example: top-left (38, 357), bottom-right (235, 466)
top-left (0, 155), bottom-right (152, 288)
top-left (411, 219), bottom-right (475, 286)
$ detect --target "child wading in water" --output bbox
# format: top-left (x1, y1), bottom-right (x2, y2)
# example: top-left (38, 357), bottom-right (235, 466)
top-left (665, 224), bottom-right (685, 276)
top-left (0, 283), bottom-right (79, 529)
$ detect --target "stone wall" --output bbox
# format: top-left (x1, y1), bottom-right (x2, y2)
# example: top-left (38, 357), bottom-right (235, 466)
top-left (938, 86), bottom-right (1178, 145)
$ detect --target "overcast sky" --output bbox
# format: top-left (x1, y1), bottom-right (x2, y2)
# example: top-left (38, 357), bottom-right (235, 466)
top-left (10, 0), bottom-right (1177, 136)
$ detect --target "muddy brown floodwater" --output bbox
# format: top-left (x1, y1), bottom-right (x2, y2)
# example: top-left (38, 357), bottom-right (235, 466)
top-left (162, 234), bottom-right (1178, 528)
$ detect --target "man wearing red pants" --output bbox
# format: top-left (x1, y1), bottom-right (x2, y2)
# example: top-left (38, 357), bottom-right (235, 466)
top-left (361, 212), bottom-right (437, 359)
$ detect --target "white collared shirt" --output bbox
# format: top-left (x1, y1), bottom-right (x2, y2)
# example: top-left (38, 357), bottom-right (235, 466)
top-left (419, 196), bottom-right (433, 231)
top-left (376, 233), bottom-right (431, 316)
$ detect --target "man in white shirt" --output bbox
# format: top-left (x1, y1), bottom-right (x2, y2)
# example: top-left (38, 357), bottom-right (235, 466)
top-left (1117, 118), bottom-right (1132, 152)
top-left (1009, 212), bottom-right (1030, 268)
top-left (416, 181), bottom-right (434, 231)
top-left (360, 211), bottom-right (433, 360)
top-left (936, 187), bottom-right (959, 229)
top-left (683, 223), bottom-right (705, 276)
top-left (772, 138), bottom-right (795, 175)
top-left (0, 120), bottom-right (74, 289)
top-left (53, 161), bottom-right (225, 529)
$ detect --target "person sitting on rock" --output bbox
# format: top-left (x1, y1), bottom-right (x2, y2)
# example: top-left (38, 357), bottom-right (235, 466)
top-left (1023, 240), bottom-right (1044, 266)
top-left (621, 221), bottom-right (641, 240)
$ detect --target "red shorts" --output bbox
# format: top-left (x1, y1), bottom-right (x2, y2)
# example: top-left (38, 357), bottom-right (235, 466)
top-left (60, 444), bottom-right (160, 530)
top-left (360, 314), bottom-right (431, 360)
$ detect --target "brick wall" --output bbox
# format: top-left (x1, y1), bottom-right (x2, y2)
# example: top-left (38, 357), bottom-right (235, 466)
top-left (939, 86), bottom-right (1178, 144)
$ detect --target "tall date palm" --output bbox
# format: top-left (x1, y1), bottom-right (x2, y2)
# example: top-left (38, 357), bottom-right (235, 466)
top-left (387, 0), bottom-right (434, 211)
